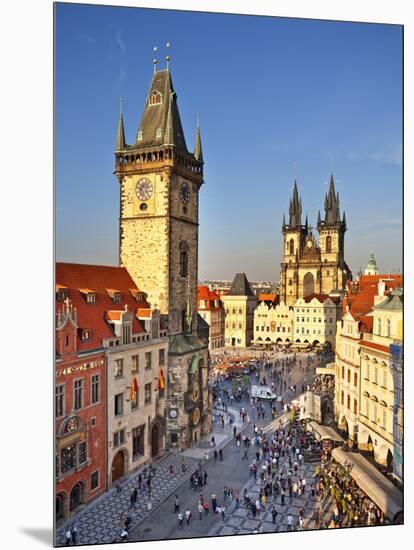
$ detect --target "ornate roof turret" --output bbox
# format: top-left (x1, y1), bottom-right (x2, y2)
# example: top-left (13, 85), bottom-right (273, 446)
top-left (135, 68), bottom-right (188, 152)
top-left (364, 251), bottom-right (379, 275)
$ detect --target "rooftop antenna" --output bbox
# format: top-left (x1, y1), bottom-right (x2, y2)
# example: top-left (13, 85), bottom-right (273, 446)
top-left (153, 46), bottom-right (157, 73)
top-left (166, 42), bottom-right (171, 69)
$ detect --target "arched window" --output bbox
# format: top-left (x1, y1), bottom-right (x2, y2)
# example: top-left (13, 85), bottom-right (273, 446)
top-left (149, 91), bottom-right (162, 105)
top-left (288, 279), bottom-right (292, 286)
top-left (156, 127), bottom-right (162, 139)
top-left (289, 239), bottom-right (294, 255)
top-left (386, 319), bottom-right (391, 337)
top-left (326, 236), bottom-right (332, 253)
top-left (179, 241), bottom-right (189, 277)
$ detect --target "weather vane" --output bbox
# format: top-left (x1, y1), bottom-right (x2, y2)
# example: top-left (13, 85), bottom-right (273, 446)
top-left (153, 46), bottom-right (157, 73)
top-left (166, 42), bottom-right (171, 69)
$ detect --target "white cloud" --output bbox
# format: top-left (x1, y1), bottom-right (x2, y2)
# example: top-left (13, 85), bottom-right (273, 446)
top-left (347, 143), bottom-right (402, 166)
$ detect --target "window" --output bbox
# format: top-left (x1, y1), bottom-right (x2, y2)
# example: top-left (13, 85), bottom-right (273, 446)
top-left (159, 348), bottom-right (165, 365)
top-left (365, 400), bottom-right (369, 417)
top-left (81, 329), bottom-right (92, 342)
top-left (56, 385), bottom-right (65, 417)
top-left (60, 444), bottom-right (77, 474)
top-left (113, 429), bottom-right (125, 448)
top-left (341, 366), bottom-right (345, 379)
top-left (78, 441), bottom-right (87, 464)
top-left (353, 399), bottom-right (358, 415)
top-left (327, 270), bottom-right (330, 276)
top-left (149, 90), bottom-right (162, 105)
top-left (354, 372), bottom-right (358, 387)
top-left (382, 409), bottom-right (387, 429)
top-left (347, 394), bottom-right (350, 409)
top-left (132, 426), bottom-right (145, 460)
top-left (239, 322), bottom-right (242, 329)
top-left (289, 239), bottom-right (294, 255)
top-left (131, 355), bottom-right (139, 373)
top-left (382, 369), bottom-right (387, 388)
top-left (179, 242), bottom-right (189, 277)
top-left (113, 292), bottom-right (121, 303)
top-left (326, 236), bottom-right (332, 253)
top-left (366, 363), bottom-right (370, 380)
top-left (86, 293), bottom-right (96, 304)
top-left (374, 367), bottom-right (378, 385)
top-left (377, 318), bottom-right (382, 335)
top-left (91, 374), bottom-right (99, 404)
top-left (238, 308), bottom-right (242, 315)
top-left (347, 370), bottom-right (351, 384)
top-left (156, 127), bottom-right (162, 138)
top-left (145, 352), bottom-right (152, 370)
top-left (144, 383), bottom-right (152, 404)
top-left (74, 380), bottom-right (84, 411)
top-left (137, 130), bottom-right (143, 141)
top-left (91, 470), bottom-right (99, 491)
top-left (114, 359), bottom-right (123, 378)
top-left (341, 391), bottom-right (344, 405)
top-left (131, 388), bottom-right (139, 410)
top-left (289, 279), bottom-right (292, 286)
top-left (114, 393), bottom-right (123, 416)
top-left (373, 405), bottom-right (378, 423)
top-left (386, 319), bottom-right (391, 338)
top-left (122, 324), bottom-right (131, 345)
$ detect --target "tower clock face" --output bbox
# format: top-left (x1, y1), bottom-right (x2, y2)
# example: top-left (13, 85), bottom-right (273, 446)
top-left (192, 381), bottom-right (200, 402)
top-left (180, 182), bottom-right (190, 204)
top-left (136, 178), bottom-right (153, 201)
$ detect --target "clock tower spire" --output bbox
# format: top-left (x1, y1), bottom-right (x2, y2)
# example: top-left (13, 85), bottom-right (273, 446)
top-left (114, 60), bottom-right (209, 451)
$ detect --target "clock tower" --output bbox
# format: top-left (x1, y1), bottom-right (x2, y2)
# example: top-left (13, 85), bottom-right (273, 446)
top-left (114, 62), bottom-right (211, 450)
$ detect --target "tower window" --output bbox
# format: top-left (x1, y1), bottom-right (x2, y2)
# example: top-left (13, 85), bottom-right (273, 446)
top-left (156, 127), bottom-right (162, 139)
top-left (137, 130), bottom-right (143, 141)
top-left (326, 236), bottom-right (332, 253)
top-left (289, 239), bottom-right (294, 255)
top-left (179, 241), bottom-right (189, 277)
top-left (149, 91), bottom-right (162, 105)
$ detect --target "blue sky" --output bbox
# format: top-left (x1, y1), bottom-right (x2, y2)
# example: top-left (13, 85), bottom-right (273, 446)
top-left (55, 3), bottom-right (402, 281)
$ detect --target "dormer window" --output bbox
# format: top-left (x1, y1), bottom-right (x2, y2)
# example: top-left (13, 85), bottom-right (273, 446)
top-left (113, 293), bottom-right (121, 303)
top-left (156, 128), bottom-right (162, 139)
top-left (81, 329), bottom-right (92, 342)
top-left (149, 91), bottom-right (162, 106)
top-left (86, 293), bottom-right (96, 304)
top-left (56, 285), bottom-right (68, 302)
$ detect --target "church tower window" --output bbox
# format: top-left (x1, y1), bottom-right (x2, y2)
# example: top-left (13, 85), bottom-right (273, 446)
top-left (289, 239), bottom-right (294, 255)
top-left (149, 91), bottom-right (162, 105)
top-left (326, 235), bottom-right (332, 253)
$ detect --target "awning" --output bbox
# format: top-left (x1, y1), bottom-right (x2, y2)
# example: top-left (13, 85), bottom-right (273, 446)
top-left (299, 391), bottom-right (321, 422)
top-left (308, 421), bottom-right (345, 443)
top-left (331, 448), bottom-right (403, 521)
top-left (316, 363), bottom-right (336, 376)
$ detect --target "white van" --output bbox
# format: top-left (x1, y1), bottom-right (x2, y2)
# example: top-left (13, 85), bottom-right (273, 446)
top-left (251, 385), bottom-right (277, 400)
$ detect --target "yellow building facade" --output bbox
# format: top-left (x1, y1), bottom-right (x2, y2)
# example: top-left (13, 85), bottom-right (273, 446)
top-left (253, 301), bottom-right (293, 345)
top-left (358, 288), bottom-right (403, 466)
top-left (222, 273), bottom-right (257, 348)
top-left (292, 295), bottom-right (341, 349)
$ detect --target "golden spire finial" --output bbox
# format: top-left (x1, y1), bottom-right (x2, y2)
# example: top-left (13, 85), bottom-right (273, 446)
top-left (166, 42), bottom-right (171, 69)
top-left (153, 46), bottom-right (157, 73)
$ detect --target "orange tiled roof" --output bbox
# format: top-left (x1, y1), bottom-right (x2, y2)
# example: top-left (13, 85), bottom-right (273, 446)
top-left (258, 293), bottom-right (278, 304)
top-left (198, 285), bottom-right (221, 310)
top-left (137, 308), bottom-right (151, 318)
top-left (359, 340), bottom-right (389, 354)
top-left (56, 262), bottom-right (149, 352)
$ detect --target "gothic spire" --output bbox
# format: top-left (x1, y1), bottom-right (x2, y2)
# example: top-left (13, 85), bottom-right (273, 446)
top-left (342, 210), bottom-right (347, 230)
top-left (116, 99), bottom-right (126, 151)
top-left (317, 209), bottom-right (321, 227)
top-left (324, 173), bottom-right (340, 225)
top-left (289, 180), bottom-right (302, 227)
top-left (282, 213), bottom-right (286, 229)
top-left (194, 119), bottom-right (203, 162)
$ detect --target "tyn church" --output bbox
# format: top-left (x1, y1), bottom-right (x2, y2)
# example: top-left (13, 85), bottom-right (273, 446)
top-left (279, 176), bottom-right (352, 306)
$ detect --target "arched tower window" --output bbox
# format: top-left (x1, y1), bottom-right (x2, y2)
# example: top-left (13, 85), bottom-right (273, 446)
top-left (289, 239), bottom-right (294, 255)
top-left (149, 91), bottom-right (162, 105)
top-left (386, 319), bottom-right (391, 337)
top-left (179, 241), bottom-right (189, 277)
top-left (326, 235), bottom-right (332, 253)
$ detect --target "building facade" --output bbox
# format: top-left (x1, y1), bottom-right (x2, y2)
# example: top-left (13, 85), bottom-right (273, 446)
top-left (197, 285), bottom-right (224, 350)
top-left (222, 273), bottom-right (257, 348)
top-left (279, 176), bottom-right (351, 306)
top-left (390, 342), bottom-right (403, 483)
top-left (292, 294), bottom-right (341, 349)
top-left (358, 287), bottom-right (403, 466)
top-left (253, 300), bottom-right (294, 345)
top-left (114, 65), bottom-right (210, 450)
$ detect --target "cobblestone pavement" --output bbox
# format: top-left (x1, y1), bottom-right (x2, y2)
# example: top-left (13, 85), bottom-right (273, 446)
top-left (55, 454), bottom-right (198, 546)
top-left (208, 459), bottom-right (335, 536)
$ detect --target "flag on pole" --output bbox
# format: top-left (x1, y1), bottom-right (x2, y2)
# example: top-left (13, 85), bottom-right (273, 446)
top-left (158, 368), bottom-right (165, 390)
top-left (130, 377), bottom-right (138, 401)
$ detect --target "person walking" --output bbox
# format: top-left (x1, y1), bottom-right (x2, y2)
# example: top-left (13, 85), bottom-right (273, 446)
top-left (203, 501), bottom-right (210, 516)
top-left (235, 490), bottom-right (240, 508)
top-left (198, 503), bottom-right (204, 520)
top-left (178, 512), bottom-right (184, 529)
top-left (287, 513), bottom-right (293, 531)
top-left (174, 495), bottom-right (179, 514)
top-left (219, 448), bottom-right (223, 461)
top-left (65, 528), bottom-right (71, 546)
top-left (213, 449), bottom-right (218, 461)
top-left (271, 505), bottom-right (278, 524)
top-left (242, 447), bottom-right (249, 460)
top-left (70, 524), bottom-right (77, 544)
top-left (211, 493), bottom-right (217, 513)
top-left (185, 508), bottom-right (192, 525)
top-left (203, 471), bottom-right (208, 486)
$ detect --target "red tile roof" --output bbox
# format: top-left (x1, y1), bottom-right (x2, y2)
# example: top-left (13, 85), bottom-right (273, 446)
top-left (258, 293), bottom-right (278, 304)
top-left (197, 285), bottom-right (221, 310)
top-left (359, 340), bottom-right (390, 354)
top-left (56, 263), bottom-right (149, 352)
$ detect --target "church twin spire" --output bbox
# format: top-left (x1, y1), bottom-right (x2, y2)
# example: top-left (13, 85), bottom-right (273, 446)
top-left (283, 173), bottom-right (346, 231)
